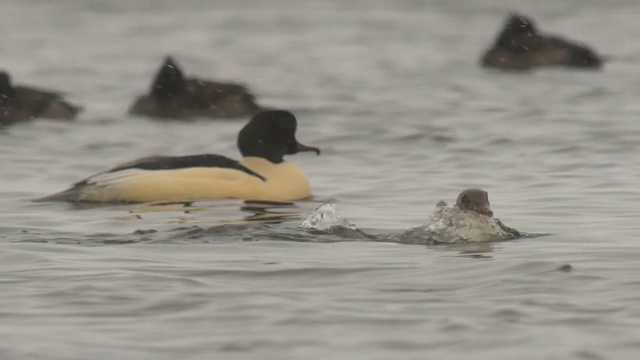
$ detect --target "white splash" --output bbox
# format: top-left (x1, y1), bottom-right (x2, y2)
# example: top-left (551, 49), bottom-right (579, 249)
top-left (299, 203), bottom-right (357, 231)
top-left (421, 201), bottom-right (519, 243)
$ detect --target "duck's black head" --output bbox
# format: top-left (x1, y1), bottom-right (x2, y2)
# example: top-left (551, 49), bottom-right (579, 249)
top-left (237, 110), bottom-right (320, 164)
top-left (0, 71), bottom-right (15, 99)
top-left (151, 56), bottom-right (186, 99)
top-left (496, 13), bottom-right (537, 48)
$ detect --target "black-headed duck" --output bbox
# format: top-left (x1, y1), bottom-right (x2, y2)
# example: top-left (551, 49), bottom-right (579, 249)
top-left (37, 110), bottom-right (320, 203)
top-left (128, 56), bottom-right (266, 120)
top-left (0, 71), bottom-right (81, 125)
top-left (480, 13), bottom-right (603, 70)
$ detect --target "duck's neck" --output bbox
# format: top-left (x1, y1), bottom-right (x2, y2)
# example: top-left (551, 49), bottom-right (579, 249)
top-left (152, 78), bottom-right (187, 99)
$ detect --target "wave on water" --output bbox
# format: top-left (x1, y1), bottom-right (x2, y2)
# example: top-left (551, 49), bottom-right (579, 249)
top-left (8, 200), bottom-right (544, 246)
top-left (299, 203), bottom-right (356, 231)
top-left (300, 202), bottom-right (536, 245)
top-left (395, 200), bottom-right (522, 244)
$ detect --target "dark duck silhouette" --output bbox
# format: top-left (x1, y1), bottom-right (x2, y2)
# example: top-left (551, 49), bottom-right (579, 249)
top-left (480, 13), bottom-right (603, 70)
top-left (128, 56), bottom-right (267, 120)
top-left (0, 71), bottom-right (81, 125)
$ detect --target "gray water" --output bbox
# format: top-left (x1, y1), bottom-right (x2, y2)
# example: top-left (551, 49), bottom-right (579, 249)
top-left (1, 0), bottom-right (640, 359)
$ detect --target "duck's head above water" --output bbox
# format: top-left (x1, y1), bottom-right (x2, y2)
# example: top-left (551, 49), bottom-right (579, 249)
top-left (456, 188), bottom-right (493, 217)
top-left (496, 12), bottom-right (537, 48)
top-left (0, 71), bottom-right (15, 99)
top-left (151, 56), bottom-right (187, 99)
top-left (237, 110), bottom-right (320, 164)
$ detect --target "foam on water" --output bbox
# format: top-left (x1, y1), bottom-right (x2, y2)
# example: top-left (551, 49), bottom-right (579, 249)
top-left (299, 203), bottom-right (357, 231)
top-left (418, 200), bottom-right (521, 243)
top-left (300, 201), bottom-right (523, 245)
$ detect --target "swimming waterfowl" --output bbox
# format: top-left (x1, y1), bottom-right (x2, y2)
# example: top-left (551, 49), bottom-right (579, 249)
top-left (300, 189), bottom-right (522, 244)
top-left (480, 13), bottom-right (603, 70)
top-left (416, 188), bottom-right (520, 243)
top-left (0, 71), bottom-right (81, 125)
top-left (128, 56), bottom-right (266, 119)
top-left (37, 110), bottom-right (320, 203)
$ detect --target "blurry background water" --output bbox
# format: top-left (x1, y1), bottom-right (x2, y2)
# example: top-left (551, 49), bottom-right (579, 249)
top-left (1, 0), bottom-right (640, 359)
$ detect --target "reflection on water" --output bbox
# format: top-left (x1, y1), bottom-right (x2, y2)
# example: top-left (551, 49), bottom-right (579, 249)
top-left (240, 200), bottom-right (303, 224)
top-left (432, 242), bottom-right (497, 259)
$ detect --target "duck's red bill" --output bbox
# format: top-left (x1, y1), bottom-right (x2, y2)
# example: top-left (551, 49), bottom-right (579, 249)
top-left (296, 142), bottom-right (320, 155)
top-left (475, 205), bottom-right (494, 217)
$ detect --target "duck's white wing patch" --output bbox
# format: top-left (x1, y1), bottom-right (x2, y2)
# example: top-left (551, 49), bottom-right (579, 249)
top-left (83, 168), bottom-right (156, 187)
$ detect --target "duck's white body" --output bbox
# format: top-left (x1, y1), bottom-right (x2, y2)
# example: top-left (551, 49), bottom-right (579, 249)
top-left (39, 110), bottom-right (320, 204)
top-left (41, 157), bottom-right (312, 203)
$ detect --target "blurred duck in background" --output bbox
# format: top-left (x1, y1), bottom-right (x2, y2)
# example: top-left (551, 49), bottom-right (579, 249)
top-left (128, 56), bottom-right (268, 120)
top-left (0, 71), bottom-right (81, 125)
top-left (480, 13), bottom-right (603, 70)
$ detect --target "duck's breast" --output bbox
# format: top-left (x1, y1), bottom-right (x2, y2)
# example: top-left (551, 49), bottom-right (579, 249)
top-left (241, 157), bottom-right (313, 201)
